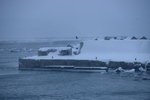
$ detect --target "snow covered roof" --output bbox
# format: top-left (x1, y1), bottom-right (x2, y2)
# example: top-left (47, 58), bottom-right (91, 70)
top-left (39, 47), bottom-right (72, 51)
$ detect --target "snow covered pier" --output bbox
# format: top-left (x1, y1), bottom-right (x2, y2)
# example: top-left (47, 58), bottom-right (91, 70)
top-left (19, 39), bottom-right (150, 72)
top-left (19, 59), bottom-right (108, 71)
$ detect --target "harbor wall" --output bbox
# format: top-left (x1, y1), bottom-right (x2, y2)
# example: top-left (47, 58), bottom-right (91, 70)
top-left (19, 59), bottom-right (106, 68)
top-left (19, 59), bottom-right (150, 71)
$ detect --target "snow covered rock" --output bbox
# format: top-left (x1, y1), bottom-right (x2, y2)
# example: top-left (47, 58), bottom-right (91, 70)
top-left (115, 67), bottom-right (124, 73)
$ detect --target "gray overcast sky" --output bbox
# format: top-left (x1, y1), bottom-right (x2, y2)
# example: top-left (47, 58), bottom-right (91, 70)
top-left (0, 0), bottom-right (150, 40)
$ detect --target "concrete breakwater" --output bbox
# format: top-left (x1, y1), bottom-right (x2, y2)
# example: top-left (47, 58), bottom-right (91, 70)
top-left (19, 59), bottom-right (150, 71)
top-left (18, 40), bottom-right (150, 72)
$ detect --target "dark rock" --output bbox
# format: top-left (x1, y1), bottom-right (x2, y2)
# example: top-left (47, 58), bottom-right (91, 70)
top-left (104, 36), bottom-right (111, 40)
top-left (142, 77), bottom-right (150, 80)
top-left (140, 36), bottom-right (147, 40)
top-left (131, 36), bottom-right (137, 40)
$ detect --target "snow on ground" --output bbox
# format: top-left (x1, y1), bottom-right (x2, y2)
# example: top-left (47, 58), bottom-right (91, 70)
top-left (25, 40), bottom-right (150, 63)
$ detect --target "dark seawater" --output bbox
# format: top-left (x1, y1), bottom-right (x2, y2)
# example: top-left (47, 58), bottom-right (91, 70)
top-left (0, 41), bottom-right (150, 100)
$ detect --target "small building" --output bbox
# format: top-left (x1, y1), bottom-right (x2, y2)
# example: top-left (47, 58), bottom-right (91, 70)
top-left (38, 47), bottom-right (72, 56)
top-left (59, 47), bottom-right (72, 56)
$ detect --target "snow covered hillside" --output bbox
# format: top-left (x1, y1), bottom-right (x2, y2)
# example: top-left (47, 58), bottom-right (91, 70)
top-left (79, 40), bottom-right (150, 62)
